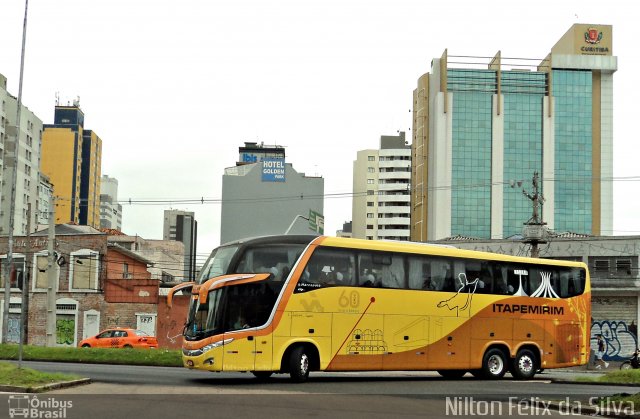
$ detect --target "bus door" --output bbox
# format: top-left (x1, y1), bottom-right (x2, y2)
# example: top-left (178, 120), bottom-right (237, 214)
top-left (222, 325), bottom-right (274, 372)
top-left (222, 281), bottom-right (276, 372)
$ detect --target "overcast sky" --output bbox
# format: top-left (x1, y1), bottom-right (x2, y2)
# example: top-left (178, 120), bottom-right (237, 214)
top-left (1, 0), bottom-right (638, 262)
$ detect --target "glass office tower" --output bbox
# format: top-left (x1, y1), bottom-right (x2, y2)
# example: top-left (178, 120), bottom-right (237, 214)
top-left (411, 24), bottom-right (616, 241)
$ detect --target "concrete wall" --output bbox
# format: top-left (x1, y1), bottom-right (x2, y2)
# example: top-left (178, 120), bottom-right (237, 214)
top-left (221, 163), bottom-right (324, 244)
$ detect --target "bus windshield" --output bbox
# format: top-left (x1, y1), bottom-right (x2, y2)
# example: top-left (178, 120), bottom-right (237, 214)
top-left (197, 245), bottom-right (240, 284)
top-left (184, 277), bottom-right (285, 341)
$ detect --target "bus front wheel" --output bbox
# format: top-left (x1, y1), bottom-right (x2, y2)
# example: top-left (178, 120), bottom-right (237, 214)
top-left (481, 348), bottom-right (507, 379)
top-left (511, 349), bottom-right (538, 380)
top-left (288, 346), bottom-right (310, 383)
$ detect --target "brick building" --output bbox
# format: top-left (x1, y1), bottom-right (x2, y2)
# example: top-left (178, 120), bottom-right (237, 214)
top-left (0, 224), bottom-right (174, 346)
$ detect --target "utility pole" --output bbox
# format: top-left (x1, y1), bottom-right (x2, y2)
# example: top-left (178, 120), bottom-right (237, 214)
top-left (18, 203), bottom-right (31, 367)
top-left (521, 171), bottom-right (547, 258)
top-left (46, 200), bottom-right (56, 346)
top-left (2, 0), bottom-right (29, 344)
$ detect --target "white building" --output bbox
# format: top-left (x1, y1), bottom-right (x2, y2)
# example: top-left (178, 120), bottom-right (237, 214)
top-left (99, 175), bottom-right (122, 231)
top-left (36, 174), bottom-right (53, 229)
top-left (220, 142), bottom-right (324, 244)
top-left (352, 132), bottom-right (411, 240)
top-left (0, 73), bottom-right (44, 235)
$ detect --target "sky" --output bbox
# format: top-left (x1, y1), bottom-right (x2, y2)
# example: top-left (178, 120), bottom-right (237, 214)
top-left (1, 0), bottom-right (638, 264)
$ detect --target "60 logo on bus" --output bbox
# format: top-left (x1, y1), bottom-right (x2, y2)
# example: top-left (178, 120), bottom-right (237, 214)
top-left (339, 290), bottom-right (360, 309)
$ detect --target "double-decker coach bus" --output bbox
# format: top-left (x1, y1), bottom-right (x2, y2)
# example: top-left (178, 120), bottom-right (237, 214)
top-left (168, 235), bottom-right (590, 382)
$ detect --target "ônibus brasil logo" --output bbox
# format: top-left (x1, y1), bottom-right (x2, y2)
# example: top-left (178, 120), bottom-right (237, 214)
top-left (8, 394), bottom-right (73, 418)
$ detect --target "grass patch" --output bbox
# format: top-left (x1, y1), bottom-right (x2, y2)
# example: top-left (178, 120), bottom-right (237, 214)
top-left (0, 344), bottom-right (182, 367)
top-left (575, 368), bottom-right (640, 384)
top-left (0, 361), bottom-right (80, 390)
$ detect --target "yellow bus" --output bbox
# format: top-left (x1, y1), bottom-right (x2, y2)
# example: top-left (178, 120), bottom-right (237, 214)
top-left (168, 235), bottom-right (590, 382)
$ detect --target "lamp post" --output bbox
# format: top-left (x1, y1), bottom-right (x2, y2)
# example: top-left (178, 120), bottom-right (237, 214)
top-left (2, 0), bottom-right (29, 344)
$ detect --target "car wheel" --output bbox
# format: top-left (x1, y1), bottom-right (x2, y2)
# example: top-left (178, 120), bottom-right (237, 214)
top-left (123, 344), bottom-right (133, 349)
top-left (481, 348), bottom-right (507, 379)
top-left (252, 371), bottom-right (273, 380)
top-left (437, 370), bottom-right (466, 379)
top-left (511, 348), bottom-right (538, 380)
top-left (81, 344), bottom-right (91, 348)
top-left (288, 346), bottom-right (310, 383)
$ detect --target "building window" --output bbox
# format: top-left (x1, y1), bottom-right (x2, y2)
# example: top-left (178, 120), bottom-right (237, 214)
top-left (0, 255), bottom-right (25, 290)
top-left (366, 213), bottom-right (374, 218)
top-left (367, 167), bottom-right (375, 173)
top-left (367, 179), bottom-right (374, 184)
top-left (32, 251), bottom-right (60, 291)
top-left (616, 259), bottom-right (632, 276)
top-left (69, 249), bottom-right (100, 291)
top-left (367, 190), bottom-right (374, 195)
top-left (368, 156), bottom-right (375, 161)
top-left (123, 263), bottom-right (131, 279)
top-left (367, 202), bottom-right (374, 207)
top-left (593, 260), bottom-right (609, 274)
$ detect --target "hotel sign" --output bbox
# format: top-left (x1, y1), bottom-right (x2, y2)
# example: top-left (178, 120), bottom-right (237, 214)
top-left (262, 158), bottom-right (286, 182)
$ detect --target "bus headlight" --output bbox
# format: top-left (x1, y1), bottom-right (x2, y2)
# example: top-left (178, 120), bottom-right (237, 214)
top-left (183, 338), bottom-right (234, 357)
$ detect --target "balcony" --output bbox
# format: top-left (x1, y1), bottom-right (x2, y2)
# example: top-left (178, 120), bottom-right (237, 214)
top-left (377, 194), bottom-right (411, 203)
top-left (379, 171), bottom-right (411, 180)
top-left (377, 217), bottom-right (410, 226)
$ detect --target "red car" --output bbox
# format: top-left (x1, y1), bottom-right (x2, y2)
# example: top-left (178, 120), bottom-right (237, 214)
top-left (79, 328), bottom-right (158, 349)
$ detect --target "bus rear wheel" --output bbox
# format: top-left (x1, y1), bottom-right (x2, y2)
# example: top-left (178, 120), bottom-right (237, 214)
top-left (437, 370), bottom-right (466, 379)
top-left (511, 349), bottom-right (538, 380)
top-left (288, 346), bottom-right (310, 383)
top-left (481, 348), bottom-right (507, 379)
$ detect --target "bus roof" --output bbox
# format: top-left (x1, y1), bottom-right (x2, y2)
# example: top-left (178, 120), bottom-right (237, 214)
top-left (314, 236), bottom-right (587, 268)
top-left (219, 234), bottom-right (318, 248)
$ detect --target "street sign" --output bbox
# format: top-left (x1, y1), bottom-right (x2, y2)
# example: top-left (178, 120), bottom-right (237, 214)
top-left (308, 210), bottom-right (324, 234)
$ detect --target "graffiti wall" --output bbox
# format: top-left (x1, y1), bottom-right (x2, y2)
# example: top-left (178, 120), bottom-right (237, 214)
top-left (591, 320), bottom-right (638, 361)
top-left (56, 315), bottom-right (76, 346)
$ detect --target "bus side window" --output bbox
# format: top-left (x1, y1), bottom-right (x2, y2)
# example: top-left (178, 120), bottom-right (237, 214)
top-left (380, 254), bottom-right (405, 289)
top-left (407, 256), bottom-right (424, 290)
top-left (493, 265), bottom-right (513, 295)
top-left (358, 253), bottom-right (378, 287)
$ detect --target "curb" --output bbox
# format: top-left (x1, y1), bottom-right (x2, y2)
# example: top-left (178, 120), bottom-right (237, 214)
top-left (550, 378), bottom-right (640, 387)
top-left (0, 378), bottom-right (91, 393)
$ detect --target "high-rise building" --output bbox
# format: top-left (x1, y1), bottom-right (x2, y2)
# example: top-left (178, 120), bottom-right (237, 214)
top-left (163, 210), bottom-right (197, 282)
top-left (411, 24), bottom-right (616, 241)
top-left (41, 105), bottom-right (102, 228)
top-left (36, 174), bottom-right (53, 230)
top-left (100, 175), bottom-right (122, 231)
top-left (220, 142), bottom-right (324, 244)
top-left (353, 132), bottom-right (411, 240)
top-left (0, 73), bottom-right (44, 235)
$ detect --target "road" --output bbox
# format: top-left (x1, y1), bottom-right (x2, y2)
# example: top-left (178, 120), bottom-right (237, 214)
top-left (2, 362), bottom-right (637, 418)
